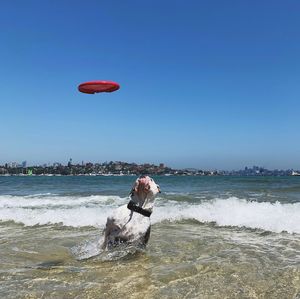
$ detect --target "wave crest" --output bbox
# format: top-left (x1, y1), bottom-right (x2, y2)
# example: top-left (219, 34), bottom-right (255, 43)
top-left (153, 197), bottom-right (300, 234)
top-left (0, 195), bottom-right (299, 234)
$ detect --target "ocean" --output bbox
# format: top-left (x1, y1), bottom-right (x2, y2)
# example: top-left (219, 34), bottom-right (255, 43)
top-left (0, 175), bottom-right (299, 298)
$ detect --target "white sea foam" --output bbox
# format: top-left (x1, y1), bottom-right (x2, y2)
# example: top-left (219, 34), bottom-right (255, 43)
top-left (0, 195), bottom-right (127, 227)
top-left (152, 197), bottom-right (300, 234)
top-left (0, 194), bottom-right (127, 208)
top-left (0, 195), bottom-right (299, 234)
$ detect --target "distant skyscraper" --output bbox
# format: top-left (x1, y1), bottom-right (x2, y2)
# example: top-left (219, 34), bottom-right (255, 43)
top-left (68, 158), bottom-right (72, 167)
top-left (22, 161), bottom-right (27, 168)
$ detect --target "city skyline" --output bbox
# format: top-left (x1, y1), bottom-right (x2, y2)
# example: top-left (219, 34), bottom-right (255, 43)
top-left (1, 158), bottom-right (299, 173)
top-left (1, 1), bottom-right (300, 170)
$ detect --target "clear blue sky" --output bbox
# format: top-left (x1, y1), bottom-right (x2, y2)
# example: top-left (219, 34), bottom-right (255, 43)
top-left (0, 1), bottom-right (299, 170)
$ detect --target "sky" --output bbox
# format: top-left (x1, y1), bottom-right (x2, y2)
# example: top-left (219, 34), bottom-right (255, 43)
top-left (0, 1), bottom-right (299, 170)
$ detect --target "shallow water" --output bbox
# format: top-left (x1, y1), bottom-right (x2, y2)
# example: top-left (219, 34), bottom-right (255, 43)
top-left (0, 176), bottom-right (299, 298)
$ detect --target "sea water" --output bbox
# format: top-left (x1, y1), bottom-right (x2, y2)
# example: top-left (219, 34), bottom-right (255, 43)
top-left (0, 176), bottom-right (299, 298)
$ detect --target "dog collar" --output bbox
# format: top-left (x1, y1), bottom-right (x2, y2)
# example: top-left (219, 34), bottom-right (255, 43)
top-left (127, 200), bottom-right (152, 217)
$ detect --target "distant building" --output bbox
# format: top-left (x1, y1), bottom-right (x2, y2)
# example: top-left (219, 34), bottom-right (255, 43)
top-left (68, 158), bottom-right (72, 167)
top-left (22, 161), bottom-right (27, 168)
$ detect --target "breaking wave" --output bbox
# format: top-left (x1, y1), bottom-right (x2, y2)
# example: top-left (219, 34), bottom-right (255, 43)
top-left (0, 194), bottom-right (299, 234)
top-left (152, 197), bottom-right (300, 234)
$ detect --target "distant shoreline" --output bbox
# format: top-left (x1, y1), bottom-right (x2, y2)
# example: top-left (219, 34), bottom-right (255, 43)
top-left (1, 161), bottom-right (299, 177)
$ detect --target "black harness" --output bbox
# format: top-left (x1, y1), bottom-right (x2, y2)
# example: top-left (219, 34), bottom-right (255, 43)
top-left (127, 200), bottom-right (152, 217)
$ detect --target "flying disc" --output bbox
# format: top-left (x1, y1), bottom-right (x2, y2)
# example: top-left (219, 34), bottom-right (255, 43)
top-left (78, 81), bottom-right (120, 94)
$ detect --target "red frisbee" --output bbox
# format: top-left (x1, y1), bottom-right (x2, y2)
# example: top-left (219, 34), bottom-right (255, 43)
top-left (78, 80), bottom-right (120, 94)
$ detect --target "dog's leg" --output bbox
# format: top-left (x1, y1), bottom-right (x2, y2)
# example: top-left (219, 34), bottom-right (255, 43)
top-left (143, 226), bottom-right (151, 245)
top-left (102, 217), bottom-right (121, 250)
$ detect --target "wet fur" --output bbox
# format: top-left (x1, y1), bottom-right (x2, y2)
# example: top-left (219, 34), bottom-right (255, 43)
top-left (102, 176), bottom-right (160, 250)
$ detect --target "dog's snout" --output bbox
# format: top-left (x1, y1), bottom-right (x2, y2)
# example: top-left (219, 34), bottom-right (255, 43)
top-left (157, 185), bottom-right (161, 193)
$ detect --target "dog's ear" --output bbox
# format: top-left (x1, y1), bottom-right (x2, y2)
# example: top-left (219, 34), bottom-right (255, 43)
top-left (131, 176), bottom-right (152, 197)
top-left (130, 179), bottom-right (139, 196)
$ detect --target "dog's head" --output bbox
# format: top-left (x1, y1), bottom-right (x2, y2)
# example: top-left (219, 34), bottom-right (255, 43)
top-left (130, 176), bottom-right (160, 209)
